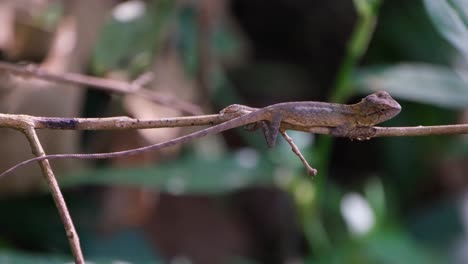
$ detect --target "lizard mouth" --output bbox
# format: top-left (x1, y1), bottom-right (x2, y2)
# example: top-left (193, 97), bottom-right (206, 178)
top-left (364, 107), bottom-right (401, 123)
top-left (365, 109), bottom-right (387, 117)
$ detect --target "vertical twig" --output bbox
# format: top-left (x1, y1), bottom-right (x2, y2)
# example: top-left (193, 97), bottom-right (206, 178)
top-left (300, 0), bottom-right (383, 255)
top-left (22, 127), bottom-right (84, 264)
top-left (330, 0), bottom-right (382, 103)
top-left (316, 0), bottom-right (382, 190)
top-left (196, 0), bottom-right (219, 104)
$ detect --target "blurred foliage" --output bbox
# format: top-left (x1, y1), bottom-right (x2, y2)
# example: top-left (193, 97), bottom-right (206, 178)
top-left (367, 0), bottom-right (456, 64)
top-left (92, 0), bottom-right (243, 78)
top-left (0, 250), bottom-right (157, 264)
top-left (310, 229), bottom-right (444, 264)
top-left (3, 0), bottom-right (468, 263)
top-left (60, 152), bottom-right (277, 195)
top-left (0, 251), bottom-right (70, 264)
top-left (92, 0), bottom-right (176, 76)
top-left (355, 63), bottom-right (468, 109)
top-left (0, 189), bottom-right (160, 263)
top-left (423, 0), bottom-right (468, 60)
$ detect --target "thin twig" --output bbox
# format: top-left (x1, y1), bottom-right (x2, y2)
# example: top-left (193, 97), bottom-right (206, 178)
top-left (196, 0), bottom-right (216, 99)
top-left (21, 126), bottom-right (84, 264)
top-left (0, 61), bottom-right (202, 115)
top-left (131, 71), bottom-right (155, 88)
top-left (300, 124), bottom-right (468, 138)
top-left (0, 112), bottom-right (231, 130)
top-left (372, 125), bottom-right (468, 137)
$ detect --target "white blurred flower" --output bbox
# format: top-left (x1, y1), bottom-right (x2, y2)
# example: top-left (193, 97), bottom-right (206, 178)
top-left (113, 0), bottom-right (146, 22)
top-left (340, 192), bottom-right (375, 236)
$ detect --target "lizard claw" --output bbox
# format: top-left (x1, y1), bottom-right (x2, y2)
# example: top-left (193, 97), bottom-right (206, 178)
top-left (307, 168), bottom-right (318, 176)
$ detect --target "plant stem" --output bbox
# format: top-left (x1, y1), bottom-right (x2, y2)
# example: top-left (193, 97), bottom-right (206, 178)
top-left (301, 0), bottom-right (382, 255)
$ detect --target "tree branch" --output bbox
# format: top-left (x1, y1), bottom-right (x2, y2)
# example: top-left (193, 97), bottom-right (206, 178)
top-left (1, 104), bottom-right (467, 264)
top-left (21, 126), bottom-right (84, 263)
top-left (296, 124), bottom-right (468, 138)
top-left (0, 112), bottom-right (229, 130)
top-left (0, 61), bottom-right (202, 115)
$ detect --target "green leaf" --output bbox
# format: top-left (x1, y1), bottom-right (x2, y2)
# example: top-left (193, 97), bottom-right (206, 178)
top-left (81, 229), bottom-right (161, 262)
top-left (408, 198), bottom-right (462, 250)
top-left (310, 229), bottom-right (444, 264)
top-left (353, 0), bottom-right (381, 16)
top-left (177, 6), bottom-right (245, 77)
top-left (60, 153), bottom-right (276, 195)
top-left (367, 1), bottom-right (456, 65)
top-left (0, 251), bottom-right (70, 264)
top-left (92, 0), bottom-right (175, 75)
top-left (354, 63), bottom-right (468, 109)
top-left (0, 250), bottom-right (158, 264)
top-left (423, 0), bottom-right (468, 59)
top-left (451, 0), bottom-right (468, 26)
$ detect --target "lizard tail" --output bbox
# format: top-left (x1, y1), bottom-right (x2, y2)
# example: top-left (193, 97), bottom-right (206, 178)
top-left (0, 110), bottom-right (262, 179)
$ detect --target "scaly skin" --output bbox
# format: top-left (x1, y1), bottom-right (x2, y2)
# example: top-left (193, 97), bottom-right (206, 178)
top-left (0, 91), bottom-right (401, 178)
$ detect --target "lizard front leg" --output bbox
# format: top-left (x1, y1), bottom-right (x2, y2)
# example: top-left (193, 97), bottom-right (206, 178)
top-left (280, 130), bottom-right (317, 176)
top-left (220, 104), bottom-right (282, 147)
top-left (331, 123), bottom-right (355, 137)
top-left (241, 111), bottom-right (282, 148)
top-left (262, 111), bottom-right (282, 148)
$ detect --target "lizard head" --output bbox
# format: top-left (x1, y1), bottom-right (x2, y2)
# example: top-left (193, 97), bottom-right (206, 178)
top-left (356, 90), bottom-right (401, 126)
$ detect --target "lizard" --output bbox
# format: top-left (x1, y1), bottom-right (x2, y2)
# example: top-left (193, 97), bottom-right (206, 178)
top-left (0, 90), bottom-right (401, 178)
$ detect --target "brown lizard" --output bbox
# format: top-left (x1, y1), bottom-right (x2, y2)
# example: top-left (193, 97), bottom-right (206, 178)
top-left (0, 90), bottom-right (401, 177)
